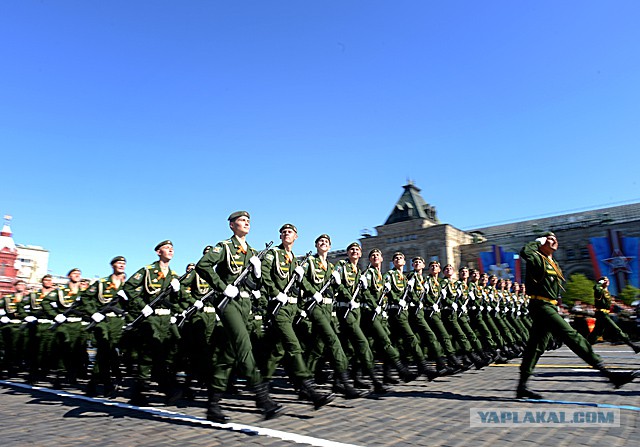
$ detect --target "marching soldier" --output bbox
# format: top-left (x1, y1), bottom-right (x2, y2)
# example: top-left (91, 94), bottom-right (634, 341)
top-left (122, 240), bottom-right (183, 406)
top-left (587, 276), bottom-right (640, 353)
top-left (83, 256), bottom-right (128, 397)
top-left (195, 211), bottom-right (284, 422)
top-left (517, 231), bottom-right (639, 399)
top-left (0, 279), bottom-right (29, 377)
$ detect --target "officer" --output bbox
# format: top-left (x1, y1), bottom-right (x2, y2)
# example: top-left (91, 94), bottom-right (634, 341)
top-left (587, 276), bottom-right (640, 353)
top-left (83, 256), bottom-right (128, 397)
top-left (517, 231), bottom-right (639, 399)
top-left (122, 240), bottom-right (183, 406)
top-left (195, 211), bottom-right (283, 422)
top-left (261, 223), bottom-right (335, 409)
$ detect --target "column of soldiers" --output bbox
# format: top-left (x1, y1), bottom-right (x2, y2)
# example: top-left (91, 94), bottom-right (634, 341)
top-left (1, 219), bottom-right (638, 422)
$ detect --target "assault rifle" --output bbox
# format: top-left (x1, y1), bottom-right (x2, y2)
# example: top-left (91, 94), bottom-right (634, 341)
top-left (428, 284), bottom-right (447, 318)
top-left (371, 279), bottom-right (392, 321)
top-left (84, 292), bottom-right (128, 331)
top-left (391, 276), bottom-right (415, 317)
top-left (294, 266), bottom-right (340, 325)
top-left (268, 251), bottom-right (312, 323)
top-left (177, 241), bottom-right (274, 327)
top-left (123, 271), bottom-right (190, 332)
top-left (413, 279), bottom-right (430, 316)
top-left (48, 296), bottom-right (85, 331)
top-left (458, 288), bottom-right (472, 318)
top-left (342, 263), bottom-right (370, 320)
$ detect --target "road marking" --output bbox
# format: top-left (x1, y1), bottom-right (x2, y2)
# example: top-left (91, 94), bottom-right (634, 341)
top-left (1, 380), bottom-right (363, 447)
top-left (518, 397), bottom-right (640, 412)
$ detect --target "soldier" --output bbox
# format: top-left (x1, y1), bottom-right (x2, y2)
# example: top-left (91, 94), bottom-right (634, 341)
top-left (587, 276), bottom-right (640, 353)
top-left (195, 211), bottom-right (283, 422)
top-left (122, 240), bottom-right (183, 406)
top-left (0, 279), bottom-right (28, 377)
top-left (261, 223), bottom-right (335, 409)
top-left (298, 234), bottom-right (365, 399)
top-left (517, 231), bottom-right (639, 399)
top-left (83, 256), bottom-right (128, 397)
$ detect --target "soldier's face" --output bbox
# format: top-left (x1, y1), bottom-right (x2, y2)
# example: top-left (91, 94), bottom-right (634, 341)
top-left (369, 251), bottom-right (382, 268)
top-left (429, 264), bottom-right (440, 275)
top-left (280, 228), bottom-right (297, 245)
top-left (157, 244), bottom-right (174, 262)
top-left (15, 282), bottom-right (26, 293)
top-left (348, 246), bottom-right (362, 262)
top-left (471, 271), bottom-right (480, 281)
top-left (42, 278), bottom-right (53, 288)
top-left (459, 269), bottom-right (469, 280)
top-left (412, 259), bottom-right (424, 271)
top-left (392, 255), bottom-right (405, 269)
top-left (315, 237), bottom-right (330, 253)
top-left (230, 216), bottom-right (250, 236)
top-left (68, 271), bottom-right (81, 283)
top-left (443, 266), bottom-right (454, 278)
top-left (112, 261), bottom-right (126, 274)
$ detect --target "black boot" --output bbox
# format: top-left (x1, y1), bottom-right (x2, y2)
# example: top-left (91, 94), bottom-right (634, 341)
top-left (516, 376), bottom-right (543, 400)
top-left (625, 340), bottom-right (640, 354)
top-left (369, 369), bottom-right (391, 394)
top-left (337, 371), bottom-right (367, 399)
top-left (491, 349), bottom-right (509, 364)
top-left (128, 381), bottom-right (150, 406)
top-left (254, 382), bottom-right (285, 420)
top-left (468, 351), bottom-right (486, 370)
top-left (394, 360), bottom-right (418, 383)
top-left (417, 359), bottom-right (439, 381)
top-left (383, 362), bottom-right (400, 385)
top-left (206, 391), bottom-right (231, 423)
top-left (85, 379), bottom-right (98, 397)
top-left (597, 364), bottom-right (640, 389)
top-left (447, 354), bottom-right (463, 371)
top-left (435, 357), bottom-right (455, 376)
top-left (352, 367), bottom-right (371, 389)
top-left (301, 379), bottom-right (335, 409)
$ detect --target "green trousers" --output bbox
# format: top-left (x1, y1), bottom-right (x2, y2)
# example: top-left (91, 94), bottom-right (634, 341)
top-left (588, 311), bottom-right (631, 344)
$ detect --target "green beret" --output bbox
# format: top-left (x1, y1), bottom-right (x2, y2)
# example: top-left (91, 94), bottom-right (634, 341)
top-left (412, 256), bottom-right (425, 263)
top-left (346, 242), bottom-right (361, 251)
top-left (67, 268), bottom-right (81, 276)
top-left (110, 256), bottom-right (126, 265)
top-left (228, 210), bottom-right (250, 222)
top-left (315, 234), bottom-right (331, 244)
top-left (41, 274), bottom-right (52, 281)
top-left (428, 260), bottom-right (440, 267)
top-left (203, 245), bottom-right (213, 255)
top-left (368, 248), bottom-right (382, 258)
top-left (279, 223), bottom-right (297, 233)
top-left (392, 252), bottom-right (405, 259)
top-left (154, 240), bottom-right (173, 251)
top-left (542, 231), bottom-right (556, 238)
top-left (14, 279), bottom-right (26, 285)
top-left (458, 266), bottom-right (469, 272)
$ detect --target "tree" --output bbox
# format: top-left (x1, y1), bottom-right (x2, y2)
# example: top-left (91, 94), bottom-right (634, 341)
top-left (562, 273), bottom-right (594, 306)
top-left (617, 284), bottom-right (640, 306)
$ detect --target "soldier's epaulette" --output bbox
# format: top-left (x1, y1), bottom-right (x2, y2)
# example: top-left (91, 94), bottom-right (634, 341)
top-left (146, 265), bottom-right (154, 269)
top-left (171, 270), bottom-right (177, 276)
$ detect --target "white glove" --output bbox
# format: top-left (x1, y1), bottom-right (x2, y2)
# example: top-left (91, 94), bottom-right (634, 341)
top-left (375, 306), bottom-right (382, 315)
top-left (294, 265), bottom-right (304, 280)
top-left (170, 316), bottom-right (177, 324)
top-left (432, 303), bottom-right (440, 313)
top-left (252, 290), bottom-right (261, 299)
top-left (461, 304), bottom-right (468, 313)
top-left (249, 256), bottom-right (262, 278)
top-left (117, 290), bottom-right (128, 301)
top-left (535, 236), bottom-right (547, 246)
top-left (382, 310), bottom-right (388, 318)
top-left (349, 299), bottom-right (360, 309)
top-left (407, 277), bottom-right (415, 289)
top-left (170, 278), bottom-right (181, 292)
top-left (452, 302), bottom-right (459, 312)
top-left (275, 293), bottom-right (288, 304)
top-left (223, 284), bottom-right (239, 298)
top-left (331, 270), bottom-right (342, 285)
top-left (398, 299), bottom-right (407, 308)
top-left (0, 309), bottom-right (6, 316)
top-left (0, 316), bottom-right (10, 324)
top-left (299, 310), bottom-right (307, 319)
top-left (51, 302), bottom-right (58, 308)
top-left (313, 292), bottom-right (323, 303)
top-left (91, 312), bottom-right (105, 323)
top-left (419, 302), bottom-right (424, 310)
top-left (359, 275), bottom-right (368, 289)
top-left (384, 282), bottom-right (391, 292)
top-left (25, 316), bottom-right (37, 323)
top-left (194, 300), bottom-right (204, 309)
top-left (54, 314), bottom-right (67, 324)
top-left (142, 305), bottom-right (153, 317)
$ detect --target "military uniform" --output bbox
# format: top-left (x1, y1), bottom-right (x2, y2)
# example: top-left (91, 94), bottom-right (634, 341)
top-left (423, 274), bottom-right (461, 368)
top-left (19, 287), bottom-right (56, 383)
top-left (0, 289), bottom-right (28, 375)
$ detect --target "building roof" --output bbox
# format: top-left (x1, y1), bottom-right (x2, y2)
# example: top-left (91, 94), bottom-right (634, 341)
top-left (384, 181), bottom-right (439, 225)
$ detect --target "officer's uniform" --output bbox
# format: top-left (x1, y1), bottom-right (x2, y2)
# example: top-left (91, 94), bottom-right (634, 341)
top-left (0, 289), bottom-right (28, 375)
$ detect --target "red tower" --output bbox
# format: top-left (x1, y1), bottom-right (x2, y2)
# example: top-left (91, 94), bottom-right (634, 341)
top-left (0, 215), bottom-right (19, 297)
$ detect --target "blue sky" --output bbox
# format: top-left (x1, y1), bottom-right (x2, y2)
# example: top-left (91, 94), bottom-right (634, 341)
top-left (2, 1), bottom-right (640, 279)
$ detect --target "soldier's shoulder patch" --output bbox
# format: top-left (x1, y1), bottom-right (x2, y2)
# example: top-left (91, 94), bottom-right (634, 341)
top-left (133, 273), bottom-right (142, 280)
top-left (265, 253), bottom-right (274, 262)
top-left (212, 246), bottom-right (223, 253)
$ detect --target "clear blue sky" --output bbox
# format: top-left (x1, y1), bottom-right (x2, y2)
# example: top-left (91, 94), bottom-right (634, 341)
top-left (2, 1), bottom-right (640, 279)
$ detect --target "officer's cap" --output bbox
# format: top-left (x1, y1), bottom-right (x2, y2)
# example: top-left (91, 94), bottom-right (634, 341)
top-left (368, 248), bottom-right (382, 258)
top-left (154, 240), bottom-right (173, 251)
top-left (346, 242), bottom-right (361, 251)
top-left (315, 234), bottom-right (331, 244)
top-left (110, 256), bottom-right (126, 265)
top-left (279, 223), bottom-right (297, 234)
top-left (67, 268), bottom-right (81, 276)
top-left (228, 211), bottom-right (250, 222)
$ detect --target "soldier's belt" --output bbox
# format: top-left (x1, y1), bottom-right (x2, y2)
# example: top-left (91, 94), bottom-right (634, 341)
top-left (38, 319), bottom-right (53, 324)
top-left (67, 317), bottom-right (83, 323)
top-left (203, 306), bottom-right (216, 313)
top-left (239, 291), bottom-right (250, 299)
top-left (154, 308), bottom-right (172, 316)
top-left (595, 308), bottom-right (610, 314)
top-left (335, 302), bottom-right (350, 308)
top-left (387, 304), bottom-right (405, 311)
top-left (105, 312), bottom-right (118, 318)
top-left (530, 295), bottom-right (558, 306)
top-left (286, 297), bottom-right (298, 304)
top-left (331, 311), bottom-right (337, 317)
top-left (321, 297), bottom-right (333, 305)
top-left (8, 319), bottom-right (21, 324)
top-left (254, 315), bottom-right (263, 320)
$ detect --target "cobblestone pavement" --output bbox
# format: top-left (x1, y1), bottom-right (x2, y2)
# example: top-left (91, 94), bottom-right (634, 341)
top-left (1, 343), bottom-right (639, 447)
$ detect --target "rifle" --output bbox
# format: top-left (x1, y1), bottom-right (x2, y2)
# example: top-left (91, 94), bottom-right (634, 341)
top-left (84, 293), bottom-right (128, 331)
top-left (428, 283), bottom-right (446, 318)
top-left (268, 251), bottom-right (312, 322)
top-left (123, 271), bottom-right (190, 332)
top-left (48, 296), bottom-right (85, 331)
top-left (342, 263), bottom-right (370, 320)
top-left (371, 279), bottom-right (392, 321)
top-left (413, 278), bottom-right (430, 316)
top-left (294, 266), bottom-right (339, 325)
top-left (458, 288), bottom-right (472, 318)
